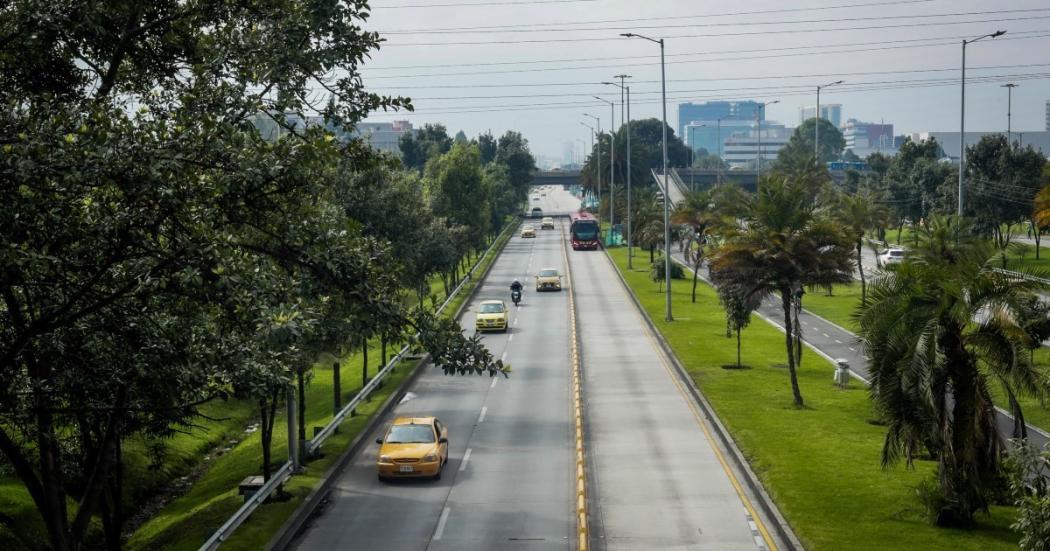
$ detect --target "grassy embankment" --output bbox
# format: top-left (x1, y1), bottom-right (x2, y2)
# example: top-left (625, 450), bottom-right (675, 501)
top-left (608, 247), bottom-right (1019, 550)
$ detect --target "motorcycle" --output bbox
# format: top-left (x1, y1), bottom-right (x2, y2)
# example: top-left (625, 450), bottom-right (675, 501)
top-left (511, 289), bottom-right (522, 306)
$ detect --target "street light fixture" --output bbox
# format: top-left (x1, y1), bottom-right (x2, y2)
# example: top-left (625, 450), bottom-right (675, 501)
top-left (959, 30), bottom-right (1006, 216)
top-left (1001, 83), bottom-right (1018, 143)
top-left (815, 80), bottom-right (844, 161)
top-left (594, 95), bottom-right (617, 242)
top-left (622, 32), bottom-right (672, 321)
top-left (604, 76), bottom-right (633, 267)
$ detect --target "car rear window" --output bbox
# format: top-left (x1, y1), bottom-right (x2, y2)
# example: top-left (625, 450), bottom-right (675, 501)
top-left (385, 424), bottom-right (435, 444)
top-left (889, 250), bottom-right (904, 257)
top-left (479, 303), bottom-right (504, 313)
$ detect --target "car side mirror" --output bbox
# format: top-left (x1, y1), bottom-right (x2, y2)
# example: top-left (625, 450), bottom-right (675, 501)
top-left (375, 438), bottom-right (383, 445)
top-left (439, 437), bottom-right (448, 444)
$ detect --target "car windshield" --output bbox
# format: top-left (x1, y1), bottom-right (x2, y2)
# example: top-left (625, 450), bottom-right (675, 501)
top-left (573, 222), bottom-right (598, 240)
top-left (385, 424), bottom-right (435, 444)
top-left (539, 269), bottom-right (559, 277)
top-left (532, 209), bottom-right (542, 214)
top-left (479, 303), bottom-right (504, 313)
top-left (889, 250), bottom-right (904, 257)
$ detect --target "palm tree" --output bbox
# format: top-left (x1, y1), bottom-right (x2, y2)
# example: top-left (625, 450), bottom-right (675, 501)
top-left (833, 189), bottom-right (889, 304)
top-left (672, 190), bottom-right (714, 303)
top-left (856, 215), bottom-right (1050, 527)
top-left (710, 176), bottom-right (854, 407)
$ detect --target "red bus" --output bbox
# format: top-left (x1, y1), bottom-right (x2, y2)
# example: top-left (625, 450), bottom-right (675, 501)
top-left (569, 211), bottom-right (600, 250)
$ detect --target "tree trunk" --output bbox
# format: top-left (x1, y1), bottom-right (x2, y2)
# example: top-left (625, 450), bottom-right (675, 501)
top-left (361, 341), bottom-right (369, 388)
top-left (736, 328), bottom-right (742, 369)
top-left (381, 336), bottom-right (388, 368)
top-left (332, 361), bottom-right (341, 416)
top-left (649, 246), bottom-right (654, 264)
top-left (691, 250), bottom-right (703, 303)
top-left (896, 221), bottom-right (903, 245)
top-left (296, 368), bottom-right (306, 454)
top-left (781, 291), bottom-right (804, 407)
top-left (857, 240), bottom-right (866, 304)
top-left (1033, 219), bottom-right (1042, 260)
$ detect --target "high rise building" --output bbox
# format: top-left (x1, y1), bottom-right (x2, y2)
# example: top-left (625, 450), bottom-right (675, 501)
top-left (722, 123), bottom-right (792, 168)
top-left (677, 101), bottom-right (762, 143)
top-left (799, 104), bottom-right (842, 128)
top-left (683, 120), bottom-right (753, 159)
top-left (842, 119), bottom-right (895, 157)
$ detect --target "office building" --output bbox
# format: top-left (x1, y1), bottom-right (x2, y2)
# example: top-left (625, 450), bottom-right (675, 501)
top-left (345, 120), bottom-right (413, 154)
top-left (799, 104), bottom-right (842, 128)
top-left (683, 119), bottom-right (753, 159)
top-left (842, 119), bottom-right (895, 157)
top-left (722, 123), bottom-right (792, 168)
top-left (677, 101), bottom-right (762, 143)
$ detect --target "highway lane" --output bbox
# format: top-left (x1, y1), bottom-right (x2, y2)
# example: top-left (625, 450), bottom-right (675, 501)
top-left (570, 245), bottom-right (776, 550)
top-left (293, 191), bottom-right (574, 550)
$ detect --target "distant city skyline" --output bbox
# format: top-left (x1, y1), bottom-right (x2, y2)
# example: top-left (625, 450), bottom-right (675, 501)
top-left (355, 0), bottom-right (1050, 159)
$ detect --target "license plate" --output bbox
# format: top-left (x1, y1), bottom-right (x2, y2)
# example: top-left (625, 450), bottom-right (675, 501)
top-left (399, 465), bottom-right (414, 473)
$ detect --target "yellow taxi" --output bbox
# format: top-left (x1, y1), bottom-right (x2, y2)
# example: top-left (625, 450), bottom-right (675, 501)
top-left (521, 225), bottom-right (536, 238)
top-left (376, 417), bottom-right (449, 481)
top-left (475, 300), bottom-right (509, 332)
top-left (535, 268), bottom-right (562, 291)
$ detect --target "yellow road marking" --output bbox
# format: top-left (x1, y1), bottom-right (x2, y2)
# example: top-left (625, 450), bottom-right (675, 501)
top-left (562, 220), bottom-right (588, 551)
top-left (628, 271), bottom-right (779, 551)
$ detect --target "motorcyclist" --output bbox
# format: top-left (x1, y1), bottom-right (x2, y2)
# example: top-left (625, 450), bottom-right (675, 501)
top-left (510, 279), bottom-right (523, 293)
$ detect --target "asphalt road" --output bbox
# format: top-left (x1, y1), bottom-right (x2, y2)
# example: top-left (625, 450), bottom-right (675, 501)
top-left (672, 250), bottom-right (1050, 453)
top-left (293, 189), bottom-right (574, 550)
top-left (571, 244), bottom-right (776, 549)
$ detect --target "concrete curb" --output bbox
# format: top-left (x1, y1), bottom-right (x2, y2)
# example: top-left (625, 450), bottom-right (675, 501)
top-left (602, 249), bottom-right (804, 551)
top-left (266, 222), bottom-right (518, 551)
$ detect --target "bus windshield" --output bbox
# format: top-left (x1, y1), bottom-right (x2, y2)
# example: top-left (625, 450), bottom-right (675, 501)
top-left (572, 221), bottom-right (599, 240)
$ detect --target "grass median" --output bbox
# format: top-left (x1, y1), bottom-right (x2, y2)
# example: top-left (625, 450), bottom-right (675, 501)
top-left (607, 248), bottom-right (1019, 550)
top-left (124, 222), bottom-right (516, 550)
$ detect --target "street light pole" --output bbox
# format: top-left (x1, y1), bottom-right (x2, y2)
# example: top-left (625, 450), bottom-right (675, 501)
top-left (959, 30), bottom-right (1006, 216)
top-left (1001, 83), bottom-right (1018, 142)
top-left (606, 76), bottom-right (633, 266)
top-left (756, 100), bottom-right (779, 185)
top-left (814, 80), bottom-right (844, 161)
top-left (623, 32), bottom-right (671, 321)
top-left (716, 118), bottom-right (722, 185)
top-left (595, 96), bottom-right (616, 237)
top-left (583, 115), bottom-right (601, 219)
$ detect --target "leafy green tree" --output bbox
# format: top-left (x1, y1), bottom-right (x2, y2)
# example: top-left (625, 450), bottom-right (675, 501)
top-left (495, 130), bottom-right (537, 199)
top-left (715, 281), bottom-right (761, 369)
top-left (426, 142), bottom-right (490, 253)
top-left (1004, 442), bottom-right (1050, 550)
top-left (783, 118), bottom-right (846, 164)
top-left (399, 123), bottom-right (453, 172)
top-left (964, 135), bottom-right (1047, 257)
top-left (476, 131), bottom-right (498, 165)
top-left (582, 118), bottom-right (690, 195)
top-left (856, 216), bottom-right (1050, 527)
top-left (710, 176), bottom-right (854, 407)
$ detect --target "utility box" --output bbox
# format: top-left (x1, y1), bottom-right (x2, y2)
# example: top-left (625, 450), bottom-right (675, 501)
top-left (834, 359), bottom-right (851, 388)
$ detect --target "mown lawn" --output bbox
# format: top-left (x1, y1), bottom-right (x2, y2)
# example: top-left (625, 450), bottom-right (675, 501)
top-left (609, 248), bottom-right (1020, 550)
top-left (128, 222), bottom-right (515, 550)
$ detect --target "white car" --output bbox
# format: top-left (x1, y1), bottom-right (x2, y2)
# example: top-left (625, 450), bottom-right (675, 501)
top-left (880, 248), bottom-right (906, 267)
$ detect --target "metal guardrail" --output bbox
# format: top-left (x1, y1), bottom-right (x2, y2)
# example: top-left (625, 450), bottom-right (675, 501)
top-left (200, 462), bottom-right (294, 551)
top-left (198, 222), bottom-right (516, 551)
top-left (993, 267), bottom-right (1050, 286)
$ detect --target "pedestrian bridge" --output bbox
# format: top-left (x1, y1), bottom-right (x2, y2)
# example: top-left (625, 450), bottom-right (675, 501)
top-left (530, 170), bottom-right (581, 188)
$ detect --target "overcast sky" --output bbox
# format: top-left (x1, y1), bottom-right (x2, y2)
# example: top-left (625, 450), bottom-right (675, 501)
top-left (357, 0), bottom-right (1050, 163)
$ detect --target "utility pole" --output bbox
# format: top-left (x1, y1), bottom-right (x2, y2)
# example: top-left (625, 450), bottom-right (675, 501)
top-left (606, 76), bottom-right (633, 266)
top-left (595, 96), bottom-right (616, 241)
top-left (1001, 83), bottom-right (1018, 142)
top-left (583, 114), bottom-right (602, 220)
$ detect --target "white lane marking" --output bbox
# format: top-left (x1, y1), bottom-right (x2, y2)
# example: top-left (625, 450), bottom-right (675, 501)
top-left (508, 334), bottom-right (514, 342)
top-left (514, 318), bottom-right (519, 326)
top-left (433, 507), bottom-right (451, 540)
top-left (399, 392), bottom-right (418, 404)
top-left (801, 321), bottom-right (808, 325)
top-left (849, 347), bottom-right (857, 352)
top-left (477, 406), bottom-right (487, 424)
top-left (835, 339), bottom-right (843, 344)
top-left (501, 351), bottom-right (507, 362)
top-left (822, 333), bottom-right (830, 338)
top-left (459, 448), bottom-right (472, 471)
top-left (490, 377), bottom-right (498, 389)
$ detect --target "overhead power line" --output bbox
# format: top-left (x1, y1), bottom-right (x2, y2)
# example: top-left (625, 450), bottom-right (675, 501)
top-left (380, 15), bottom-right (1050, 46)
top-left (373, 0), bottom-right (601, 9)
top-left (375, 0), bottom-right (939, 33)
top-left (366, 62), bottom-right (1050, 90)
top-left (363, 32), bottom-right (1050, 79)
top-left (379, 8), bottom-right (1050, 35)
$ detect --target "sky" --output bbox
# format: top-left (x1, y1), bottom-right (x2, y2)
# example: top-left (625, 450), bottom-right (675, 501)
top-left (356, 0), bottom-right (1050, 164)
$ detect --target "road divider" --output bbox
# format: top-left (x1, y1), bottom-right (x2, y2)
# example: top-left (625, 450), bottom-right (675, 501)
top-left (561, 220), bottom-right (588, 551)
